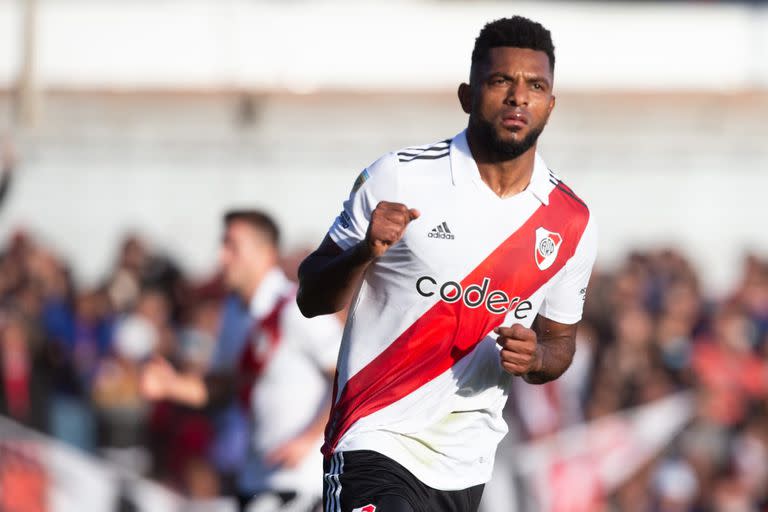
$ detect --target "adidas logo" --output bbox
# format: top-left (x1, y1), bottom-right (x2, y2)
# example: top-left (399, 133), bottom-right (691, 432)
top-left (428, 221), bottom-right (455, 240)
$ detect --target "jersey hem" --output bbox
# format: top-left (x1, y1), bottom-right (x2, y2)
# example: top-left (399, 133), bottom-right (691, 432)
top-left (335, 432), bottom-right (493, 491)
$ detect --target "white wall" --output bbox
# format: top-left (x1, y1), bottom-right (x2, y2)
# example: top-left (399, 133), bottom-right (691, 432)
top-left (1, 0), bottom-right (767, 92)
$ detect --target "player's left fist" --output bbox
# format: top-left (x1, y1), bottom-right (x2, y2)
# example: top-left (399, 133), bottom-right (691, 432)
top-left (495, 324), bottom-right (543, 376)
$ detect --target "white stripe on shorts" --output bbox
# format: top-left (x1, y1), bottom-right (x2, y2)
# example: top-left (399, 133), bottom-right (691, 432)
top-left (333, 452), bottom-right (344, 512)
top-left (325, 452), bottom-right (344, 512)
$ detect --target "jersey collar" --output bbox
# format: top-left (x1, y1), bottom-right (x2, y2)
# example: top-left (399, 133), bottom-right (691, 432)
top-left (249, 268), bottom-right (291, 320)
top-left (449, 129), bottom-right (551, 205)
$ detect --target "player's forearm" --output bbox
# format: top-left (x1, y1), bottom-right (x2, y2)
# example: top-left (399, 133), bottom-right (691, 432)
top-left (523, 335), bottom-right (575, 385)
top-left (165, 373), bottom-right (209, 407)
top-left (297, 242), bottom-right (374, 317)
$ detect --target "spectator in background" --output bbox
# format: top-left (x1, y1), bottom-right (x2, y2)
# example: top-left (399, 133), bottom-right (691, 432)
top-left (141, 210), bottom-right (342, 511)
top-left (70, 288), bottom-right (115, 389)
top-left (104, 235), bottom-right (147, 314)
top-left (91, 284), bottom-right (211, 481)
top-left (147, 292), bottom-right (222, 498)
top-left (735, 253), bottom-right (768, 348)
top-left (92, 313), bottom-right (156, 457)
top-left (0, 310), bottom-right (51, 431)
top-left (692, 303), bottom-right (768, 427)
top-left (9, 235), bottom-right (99, 451)
top-left (178, 297), bottom-right (220, 375)
top-left (104, 233), bottom-right (191, 321)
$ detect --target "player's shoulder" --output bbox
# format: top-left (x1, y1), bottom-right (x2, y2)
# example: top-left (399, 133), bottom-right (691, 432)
top-left (353, 137), bottom-right (454, 194)
top-left (394, 137), bottom-right (452, 165)
top-left (546, 168), bottom-right (591, 217)
top-left (546, 168), bottom-right (597, 251)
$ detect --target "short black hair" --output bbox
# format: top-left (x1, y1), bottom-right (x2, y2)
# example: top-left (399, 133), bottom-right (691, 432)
top-left (224, 209), bottom-right (280, 248)
top-left (471, 16), bottom-right (555, 78)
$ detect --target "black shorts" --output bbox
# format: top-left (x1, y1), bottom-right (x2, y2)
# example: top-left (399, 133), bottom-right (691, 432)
top-left (322, 450), bottom-right (484, 512)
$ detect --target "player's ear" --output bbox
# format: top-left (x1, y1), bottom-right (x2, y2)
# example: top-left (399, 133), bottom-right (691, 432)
top-left (458, 83), bottom-right (472, 114)
top-left (548, 94), bottom-right (556, 116)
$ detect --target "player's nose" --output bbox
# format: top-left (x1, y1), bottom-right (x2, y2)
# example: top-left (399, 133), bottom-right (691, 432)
top-left (505, 80), bottom-right (529, 106)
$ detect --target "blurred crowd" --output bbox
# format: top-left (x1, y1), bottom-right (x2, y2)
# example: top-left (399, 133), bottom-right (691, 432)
top-left (0, 229), bottom-right (244, 498)
top-left (507, 249), bottom-right (768, 511)
top-left (1, 221), bottom-right (768, 510)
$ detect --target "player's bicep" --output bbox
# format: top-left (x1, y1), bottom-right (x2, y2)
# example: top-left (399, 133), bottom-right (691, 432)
top-left (533, 314), bottom-right (577, 344)
top-left (533, 314), bottom-right (577, 367)
top-left (297, 235), bottom-right (342, 281)
top-left (313, 234), bottom-right (344, 258)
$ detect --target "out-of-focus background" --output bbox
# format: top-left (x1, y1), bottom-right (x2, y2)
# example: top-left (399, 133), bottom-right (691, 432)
top-left (1, 0), bottom-right (768, 511)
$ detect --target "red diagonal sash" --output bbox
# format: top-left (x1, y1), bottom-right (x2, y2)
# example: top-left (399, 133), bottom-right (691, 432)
top-left (322, 189), bottom-right (589, 456)
top-left (238, 295), bottom-right (291, 407)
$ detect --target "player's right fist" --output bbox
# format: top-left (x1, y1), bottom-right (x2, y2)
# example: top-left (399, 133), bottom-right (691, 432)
top-left (364, 201), bottom-right (420, 258)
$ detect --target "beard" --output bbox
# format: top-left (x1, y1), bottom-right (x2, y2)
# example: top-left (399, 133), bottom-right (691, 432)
top-left (470, 115), bottom-right (545, 160)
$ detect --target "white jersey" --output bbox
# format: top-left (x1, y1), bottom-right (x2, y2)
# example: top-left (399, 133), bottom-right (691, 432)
top-left (323, 130), bottom-right (597, 490)
top-left (238, 268), bottom-right (343, 496)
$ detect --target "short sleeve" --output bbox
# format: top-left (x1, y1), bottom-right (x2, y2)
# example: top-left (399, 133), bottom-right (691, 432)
top-left (539, 215), bottom-right (598, 324)
top-left (327, 153), bottom-right (399, 250)
top-left (282, 302), bottom-right (344, 371)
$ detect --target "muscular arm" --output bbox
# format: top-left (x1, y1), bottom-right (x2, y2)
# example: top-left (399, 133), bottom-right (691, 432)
top-left (296, 235), bottom-right (375, 317)
top-left (297, 201), bottom-right (419, 318)
top-left (495, 314), bottom-right (577, 385)
top-left (525, 315), bottom-right (577, 384)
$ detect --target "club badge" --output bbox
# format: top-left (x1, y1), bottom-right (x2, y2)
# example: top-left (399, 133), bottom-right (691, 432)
top-left (535, 227), bottom-right (563, 271)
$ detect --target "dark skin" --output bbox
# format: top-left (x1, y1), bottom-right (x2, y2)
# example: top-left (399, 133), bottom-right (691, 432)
top-left (297, 203), bottom-right (419, 316)
top-left (459, 47), bottom-right (556, 198)
top-left (298, 46), bottom-right (577, 384)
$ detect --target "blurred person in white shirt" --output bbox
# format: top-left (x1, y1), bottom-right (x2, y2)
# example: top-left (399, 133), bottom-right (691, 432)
top-left (141, 210), bottom-right (342, 511)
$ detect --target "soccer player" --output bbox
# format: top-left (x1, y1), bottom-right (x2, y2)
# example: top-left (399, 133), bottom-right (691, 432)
top-left (297, 16), bottom-right (598, 512)
top-left (141, 210), bottom-right (342, 511)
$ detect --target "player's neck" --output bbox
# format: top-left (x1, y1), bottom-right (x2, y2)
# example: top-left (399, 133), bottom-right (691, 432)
top-left (240, 261), bottom-right (280, 304)
top-left (470, 139), bottom-right (537, 199)
top-left (241, 268), bottom-right (269, 304)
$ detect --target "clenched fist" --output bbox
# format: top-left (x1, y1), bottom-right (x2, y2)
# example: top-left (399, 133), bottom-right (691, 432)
top-left (495, 324), bottom-right (543, 376)
top-left (365, 201), bottom-right (420, 258)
